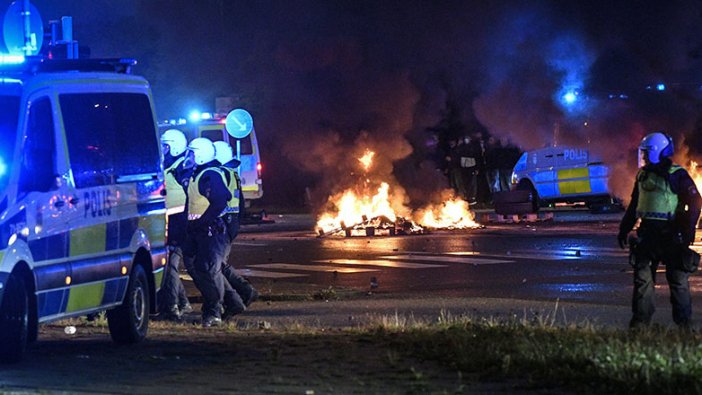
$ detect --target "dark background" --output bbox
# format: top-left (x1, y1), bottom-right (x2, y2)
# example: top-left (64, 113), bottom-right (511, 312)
top-left (22, 0), bottom-right (702, 209)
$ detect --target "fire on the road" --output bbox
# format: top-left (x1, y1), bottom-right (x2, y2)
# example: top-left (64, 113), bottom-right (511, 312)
top-left (689, 161), bottom-right (702, 194)
top-left (316, 149), bottom-right (480, 235)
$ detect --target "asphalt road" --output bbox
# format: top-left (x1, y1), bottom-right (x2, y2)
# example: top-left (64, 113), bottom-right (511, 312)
top-left (228, 209), bottom-right (702, 328)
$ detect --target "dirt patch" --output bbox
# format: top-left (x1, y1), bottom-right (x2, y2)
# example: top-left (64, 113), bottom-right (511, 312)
top-left (2, 320), bottom-right (473, 394)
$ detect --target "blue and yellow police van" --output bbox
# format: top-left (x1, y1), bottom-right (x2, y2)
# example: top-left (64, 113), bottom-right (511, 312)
top-left (511, 146), bottom-right (612, 210)
top-left (0, 51), bottom-right (167, 361)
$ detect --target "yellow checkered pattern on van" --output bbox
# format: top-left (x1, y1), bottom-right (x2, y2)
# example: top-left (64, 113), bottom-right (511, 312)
top-left (557, 167), bottom-right (591, 195)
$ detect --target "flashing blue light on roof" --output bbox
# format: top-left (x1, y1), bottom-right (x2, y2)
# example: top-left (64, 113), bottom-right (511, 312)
top-left (188, 111), bottom-right (202, 122)
top-left (0, 157), bottom-right (6, 177)
top-left (201, 112), bottom-right (212, 120)
top-left (563, 91), bottom-right (577, 105)
top-left (0, 54), bottom-right (25, 64)
top-left (656, 83), bottom-right (666, 91)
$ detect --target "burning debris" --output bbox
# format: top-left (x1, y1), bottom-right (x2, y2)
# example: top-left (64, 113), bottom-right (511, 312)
top-left (316, 149), bottom-right (482, 237)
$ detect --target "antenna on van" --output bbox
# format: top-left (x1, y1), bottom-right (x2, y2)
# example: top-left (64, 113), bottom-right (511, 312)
top-left (553, 121), bottom-right (560, 147)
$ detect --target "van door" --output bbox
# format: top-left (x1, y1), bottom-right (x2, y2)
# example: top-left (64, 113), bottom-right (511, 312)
top-left (530, 149), bottom-right (556, 199)
top-left (227, 130), bottom-right (262, 201)
top-left (15, 95), bottom-right (70, 321)
top-left (59, 91), bottom-right (162, 315)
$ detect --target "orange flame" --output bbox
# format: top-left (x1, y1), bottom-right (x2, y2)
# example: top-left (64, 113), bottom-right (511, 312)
top-left (316, 182), bottom-right (397, 233)
top-left (415, 198), bottom-right (481, 229)
top-left (689, 160), bottom-right (702, 194)
top-left (358, 149), bottom-right (375, 171)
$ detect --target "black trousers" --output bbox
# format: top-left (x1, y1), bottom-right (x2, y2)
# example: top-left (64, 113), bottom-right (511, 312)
top-left (158, 212), bottom-right (189, 311)
top-left (631, 220), bottom-right (692, 326)
top-left (182, 220), bottom-right (228, 319)
top-left (221, 213), bottom-right (256, 314)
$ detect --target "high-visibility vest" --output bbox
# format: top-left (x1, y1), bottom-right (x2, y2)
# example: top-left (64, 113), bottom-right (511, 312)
top-left (220, 166), bottom-right (241, 215)
top-left (187, 167), bottom-right (226, 221)
top-left (635, 165), bottom-right (681, 220)
top-left (164, 156), bottom-right (186, 211)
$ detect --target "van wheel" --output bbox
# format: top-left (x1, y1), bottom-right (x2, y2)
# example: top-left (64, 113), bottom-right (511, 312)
top-left (516, 180), bottom-right (540, 213)
top-left (0, 273), bottom-right (29, 363)
top-left (107, 264), bottom-right (149, 344)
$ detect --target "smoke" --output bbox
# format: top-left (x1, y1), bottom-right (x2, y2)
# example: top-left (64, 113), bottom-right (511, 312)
top-left (27, 0), bottom-right (702, 208)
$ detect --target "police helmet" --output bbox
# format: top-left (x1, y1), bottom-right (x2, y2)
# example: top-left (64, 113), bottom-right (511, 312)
top-left (161, 129), bottom-right (187, 156)
top-left (639, 132), bottom-right (673, 166)
top-left (187, 137), bottom-right (216, 165)
top-left (213, 141), bottom-right (234, 165)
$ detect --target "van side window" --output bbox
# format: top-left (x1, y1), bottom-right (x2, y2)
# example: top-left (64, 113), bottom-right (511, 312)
top-left (61, 93), bottom-right (160, 188)
top-left (19, 98), bottom-right (56, 196)
top-left (227, 135), bottom-right (253, 155)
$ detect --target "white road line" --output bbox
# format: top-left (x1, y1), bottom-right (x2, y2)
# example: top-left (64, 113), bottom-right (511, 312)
top-left (380, 254), bottom-right (513, 264)
top-left (238, 269), bottom-right (308, 279)
top-left (232, 241), bottom-right (268, 246)
top-left (403, 250), bottom-right (627, 261)
top-left (318, 259), bottom-right (446, 269)
top-left (254, 263), bottom-right (379, 273)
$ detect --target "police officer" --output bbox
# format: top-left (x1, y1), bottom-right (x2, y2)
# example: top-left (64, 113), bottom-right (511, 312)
top-left (213, 141), bottom-right (259, 318)
top-left (157, 129), bottom-right (193, 321)
top-left (182, 138), bottom-right (231, 327)
top-left (618, 132), bottom-right (701, 329)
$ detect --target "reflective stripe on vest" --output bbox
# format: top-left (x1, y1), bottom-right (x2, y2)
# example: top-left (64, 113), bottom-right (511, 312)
top-left (635, 165), bottom-right (680, 221)
top-left (187, 167), bottom-right (226, 221)
top-left (220, 167), bottom-right (241, 215)
top-left (165, 156), bottom-right (186, 210)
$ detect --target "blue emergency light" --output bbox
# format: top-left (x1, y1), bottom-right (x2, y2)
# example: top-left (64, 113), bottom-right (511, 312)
top-left (563, 91), bottom-right (577, 105)
top-left (0, 54), bottom-right (24, 64)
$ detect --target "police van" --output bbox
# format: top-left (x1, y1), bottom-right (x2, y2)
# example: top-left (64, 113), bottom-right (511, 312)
top-left (511, 146), bottom-right (613, 210)
top-left (160, 113), bottom-right (263, 204)
top-left (0, 23), bottom-right (167, 361)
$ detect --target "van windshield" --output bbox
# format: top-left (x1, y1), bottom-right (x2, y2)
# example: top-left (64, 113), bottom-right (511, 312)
top-left (199, 128), bottom-right (253, 155)
top-left (0, 95), bottom-right (20, 194)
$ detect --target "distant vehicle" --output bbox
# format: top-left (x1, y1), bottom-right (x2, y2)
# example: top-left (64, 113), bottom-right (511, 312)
top-left (0, 44), bottom-right (166, 361)
top-left (159, 113), bottom-right (263, 206)
top-left (511, 146), bottom-right (615, 211)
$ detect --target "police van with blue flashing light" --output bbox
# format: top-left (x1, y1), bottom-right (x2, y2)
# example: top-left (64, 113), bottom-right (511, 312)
top-left (0, 2), bottom-right (167, 363)
top-left (511, 146), bottom-right (614, 211)
top-left (161, 108), bottom-right (264, 205)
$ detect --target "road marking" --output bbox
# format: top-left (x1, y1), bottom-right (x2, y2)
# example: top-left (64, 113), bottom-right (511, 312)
top-left (380, 254), bottom-right (513, 264)
top-left (318, 259), bottom-right (446, 269)
top-left (254, 263), bottom-right (379, 273)
top-left (232, 241), bottom-right (268, 246)
top-left (398, 249), bottom-right (627, 262)
top-left (238, 269), bottom-right (308, 278)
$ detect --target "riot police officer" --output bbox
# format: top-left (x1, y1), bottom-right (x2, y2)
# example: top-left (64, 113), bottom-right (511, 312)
top-left (213, 141), bottom-right (259, 318)
top-left (182, 138), bottom-right (231, 327)
top-left (618, 132), bottom-right (701, 329)
top-left (157, 129), bottom-right (193, 321)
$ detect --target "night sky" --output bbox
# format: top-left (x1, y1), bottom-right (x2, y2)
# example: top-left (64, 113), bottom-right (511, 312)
top-left (26, 0), bottom-right (702, 208)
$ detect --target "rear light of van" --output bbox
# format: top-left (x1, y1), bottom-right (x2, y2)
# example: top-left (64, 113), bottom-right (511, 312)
top-left (257, 162), bottom-right (262, 179)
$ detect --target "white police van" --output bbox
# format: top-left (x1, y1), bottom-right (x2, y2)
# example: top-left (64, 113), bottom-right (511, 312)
top-left (160, 113), bottom-right (263, 204)
top-left (511, 146), bottom-right (612, 210)
top-left (0, 13), bottom-right (167, 361)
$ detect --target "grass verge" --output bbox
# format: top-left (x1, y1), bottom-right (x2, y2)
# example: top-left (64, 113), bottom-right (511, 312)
top-left (367, 314), bottom-right (702, 394)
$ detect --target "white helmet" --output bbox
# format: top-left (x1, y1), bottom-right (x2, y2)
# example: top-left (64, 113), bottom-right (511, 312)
top-left (187, 138), bottom-right (216, 166)
top-left (161, 129), bottom-right (187, 156)
top-left (638, 132), bottom-right (673, 166)
top-left (213, 141), bottom-right (234, 165)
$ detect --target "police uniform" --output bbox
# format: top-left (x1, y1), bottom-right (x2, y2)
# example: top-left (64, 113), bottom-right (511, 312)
top-left (183, 162), bottom-right (231, 325)
top-left (219, 159), bottom-right (258, 316)
top-left (619, 161), bottom-right (701, 327)
top-left (157, 153), bottom-right (192, 319)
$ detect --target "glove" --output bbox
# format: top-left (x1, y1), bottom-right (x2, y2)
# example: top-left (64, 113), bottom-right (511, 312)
top-left (617, 231), bottom-right (628, 250)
